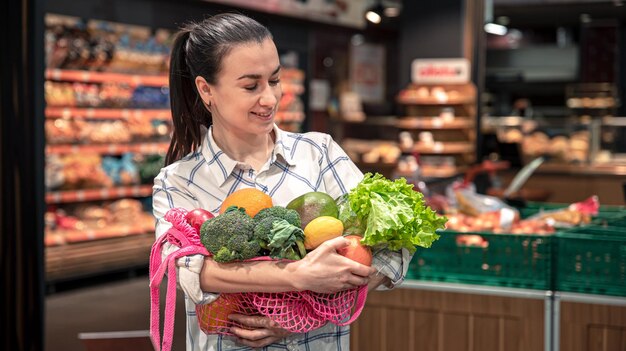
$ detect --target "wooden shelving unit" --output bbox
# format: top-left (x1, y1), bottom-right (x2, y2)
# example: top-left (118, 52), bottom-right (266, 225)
top-left (45, 68), bottom-right (168, 282)
top-left (45, 69), bottom-right (168, 87)
top-left (46, 142), bottom-right (169, 155)
top-left (46, 185), bottom-right (153, 204)
top-left (45, 107), bottom-right (171, 120)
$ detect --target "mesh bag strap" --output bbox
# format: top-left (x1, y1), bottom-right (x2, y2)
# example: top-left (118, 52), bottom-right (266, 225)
top-left (149, 225), bottom-right (208, 351)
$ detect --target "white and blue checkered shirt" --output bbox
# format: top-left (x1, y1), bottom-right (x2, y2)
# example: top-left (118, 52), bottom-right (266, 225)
top-left (153, 125), bottom-right (411, 351)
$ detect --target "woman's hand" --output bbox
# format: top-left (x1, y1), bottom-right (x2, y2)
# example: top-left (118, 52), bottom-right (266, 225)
top-left (229, 314), bottom-right (291, 348)
top-left (289, 236), bottom-right (376, 293)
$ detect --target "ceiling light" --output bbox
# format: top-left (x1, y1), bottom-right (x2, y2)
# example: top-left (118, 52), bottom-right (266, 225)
top-left (484, 23), bottom-right (508, 36)
top-left (365, 1), bottom-right (385, 24)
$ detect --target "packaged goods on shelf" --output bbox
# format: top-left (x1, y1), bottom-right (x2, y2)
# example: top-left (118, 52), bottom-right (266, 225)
top-left (45, 14), bottom-right (172, 75)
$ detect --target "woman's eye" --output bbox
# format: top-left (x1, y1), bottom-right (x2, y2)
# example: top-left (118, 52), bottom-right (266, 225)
top-left (269, 79), bottom-right (281, 86)
top-left (244, 84), bottom-right (257, 91)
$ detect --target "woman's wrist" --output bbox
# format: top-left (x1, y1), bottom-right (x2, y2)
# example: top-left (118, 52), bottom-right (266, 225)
top-left (285, 260), bottom-right (305, 292)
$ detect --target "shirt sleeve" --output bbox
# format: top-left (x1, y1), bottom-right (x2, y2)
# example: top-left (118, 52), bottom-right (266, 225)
top-left (320, 135), bottom-right (363, 199)
top-left (153, 167), bottom-right (219, 305)
top-left (320, 135), bottom-right (411, 290)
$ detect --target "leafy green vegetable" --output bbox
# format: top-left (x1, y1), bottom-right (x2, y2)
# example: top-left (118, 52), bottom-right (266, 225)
top-left (265, 219), bottom-right (307, 260)
top-left (338, 173), bottom-right (447, 253)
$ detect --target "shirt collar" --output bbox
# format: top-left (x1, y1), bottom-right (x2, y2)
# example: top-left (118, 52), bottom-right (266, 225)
top-left (200, 124), bottom-right (296, 187)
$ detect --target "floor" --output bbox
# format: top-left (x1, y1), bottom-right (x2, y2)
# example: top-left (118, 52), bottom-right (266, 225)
top-left (45, 272), bottom-right (186, 351)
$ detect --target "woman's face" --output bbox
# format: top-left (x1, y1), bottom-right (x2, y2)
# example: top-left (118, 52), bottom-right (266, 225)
top-left (208, 38), bottom-right (282, 137)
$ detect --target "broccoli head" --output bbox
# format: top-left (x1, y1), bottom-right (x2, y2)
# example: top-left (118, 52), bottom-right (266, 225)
top-left (254, 206), bottom-right (301, 228)
top-left (200, 206), bottom-right (260, 263)
top-left (253, 218), bottom-right (306, 260)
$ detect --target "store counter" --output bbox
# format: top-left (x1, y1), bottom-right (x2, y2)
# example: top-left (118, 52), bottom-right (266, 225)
top-left (350, 280), bottom-right (626, 351)
top-left (501, 163), bottom-right (626, 205)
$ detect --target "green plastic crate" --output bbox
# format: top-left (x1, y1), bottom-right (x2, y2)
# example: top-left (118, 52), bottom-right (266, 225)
top-left (408, 229), bottom-right (553, 290)
top-left (555, 226), bottom-right (626, 297)
top-left (521, 202), bottom-right (626, 222)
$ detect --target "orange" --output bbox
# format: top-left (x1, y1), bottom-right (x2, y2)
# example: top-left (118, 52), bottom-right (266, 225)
top-left (303, 216), bottom-right (344, 250)
top-left (196, 295), bottom-right (238, 334)
top-left (220, 188), bottom-right (273, 218)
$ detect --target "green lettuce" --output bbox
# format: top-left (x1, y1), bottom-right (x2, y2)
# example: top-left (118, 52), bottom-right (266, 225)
top-left (338, 173), bottom-right (447, 253)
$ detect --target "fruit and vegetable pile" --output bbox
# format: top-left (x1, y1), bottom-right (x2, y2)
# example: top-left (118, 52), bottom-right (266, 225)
top-left (161, 173), bottom-right (447, 335)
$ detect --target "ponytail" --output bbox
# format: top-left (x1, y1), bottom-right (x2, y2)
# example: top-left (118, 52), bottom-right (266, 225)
top-left (165, 29), bottom-right (212, 166)
top-left (164, 14), bottom-right (272, 166)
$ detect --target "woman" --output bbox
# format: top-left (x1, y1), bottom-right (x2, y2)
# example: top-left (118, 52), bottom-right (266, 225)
top-left (153, 13), bottom-right (410, 350)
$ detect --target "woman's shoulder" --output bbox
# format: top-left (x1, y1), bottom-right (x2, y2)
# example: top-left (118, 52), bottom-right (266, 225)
top-left (154, 150), bottom-right (204, 182)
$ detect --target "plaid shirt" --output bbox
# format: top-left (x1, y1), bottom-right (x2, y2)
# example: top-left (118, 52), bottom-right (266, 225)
top-left (153, 125), bottom-right (411, 351)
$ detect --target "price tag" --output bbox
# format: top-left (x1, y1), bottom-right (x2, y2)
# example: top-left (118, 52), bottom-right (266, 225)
top-left (433, 142), bottom-right (444, 153)
top-left (76, 190), bottom-right (85, 201)
top-left (86, 108), bottom-right (95, 118)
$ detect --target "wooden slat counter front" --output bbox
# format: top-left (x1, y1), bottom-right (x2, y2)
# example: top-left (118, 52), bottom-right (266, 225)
top-left (350, 280), bottom-right (551, 351)
top-left (500, 163), bottom-right (626, 206)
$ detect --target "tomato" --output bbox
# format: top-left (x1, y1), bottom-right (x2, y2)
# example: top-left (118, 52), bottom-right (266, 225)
top-left (185, 208), bottom-right (214, 232)
top-left (337, 235), bottom-right (373, 266)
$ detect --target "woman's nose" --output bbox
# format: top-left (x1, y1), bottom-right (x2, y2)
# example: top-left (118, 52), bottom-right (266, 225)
top-left (259, 84), bottom-right (279, 107)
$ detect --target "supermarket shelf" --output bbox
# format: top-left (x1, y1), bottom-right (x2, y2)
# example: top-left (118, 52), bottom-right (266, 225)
top-left (45, 232), bottom-right (155, 282)
top-left (397, 117), bottom-right (474, 130)
top-left (46, 185), bottom-right (154, 204)
top-left (414, 142), bottom-right (475, 154)
top-left (45, 222), bottom-right (154, 246)
top-left (46, 107), bottom-right (171, 120)
top-left (46, 69), bottom-right (168, 87)
top-left (397, 96), bottom-right (475, 105)
top-left (46, 142), bottom-right (169, 155)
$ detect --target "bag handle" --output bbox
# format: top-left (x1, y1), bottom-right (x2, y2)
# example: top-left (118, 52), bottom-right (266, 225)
top-left (149, 226), bottom-right (208, 351)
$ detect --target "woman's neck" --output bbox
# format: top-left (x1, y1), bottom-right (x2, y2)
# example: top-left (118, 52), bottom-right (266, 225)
top-left (211, 124), bottom-right (274, 171)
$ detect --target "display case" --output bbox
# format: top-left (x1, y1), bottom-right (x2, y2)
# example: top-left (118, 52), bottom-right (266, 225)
top-left (566, 82), bottom-right (619, 120)
top-left (336, 83), bottom-right (477, 182)
top-left (396, 83), bottom-right (477, 177)
top-left (43, 14), bottom-right (172, 283)
top-left (484, 115), bottom-right (626, 165)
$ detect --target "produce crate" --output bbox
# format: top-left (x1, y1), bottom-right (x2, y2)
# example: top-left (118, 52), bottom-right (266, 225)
top-left (408, 229), bottom-right (553, 290)
top-left (555, 224), bottom-right (626, 297)
top-left (523, 201), bottom-right (626, 221)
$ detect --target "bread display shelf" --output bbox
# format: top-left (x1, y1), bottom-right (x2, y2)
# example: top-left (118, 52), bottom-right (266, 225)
top-left (45, 233), bottom-right (155, 282)
top-left (46, 69), bottom-right (168, 87)
top-left (46, 142), bottom-right (169, 155)
top-left (46, 185), bottom-right (153, 204)
top-left (397, 117), bottom-right (474, 130)
top-left (413, 142), bottom-right (475, 154)
top-left (341, 116), bottom-right (473, 130)
top-left (396, 96), bottom-right (475, 105)
top-left (46, 107), bottom-right (171, 120)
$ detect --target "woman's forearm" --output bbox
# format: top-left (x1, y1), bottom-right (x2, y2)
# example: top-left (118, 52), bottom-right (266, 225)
top-left (199, 257), bottom-right (303, 293)
top-left (199, 237), bottom-right (377, 294)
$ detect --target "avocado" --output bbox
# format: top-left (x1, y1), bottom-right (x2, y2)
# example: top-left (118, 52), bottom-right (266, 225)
top-left (286, 191), bottom-right (339, 228)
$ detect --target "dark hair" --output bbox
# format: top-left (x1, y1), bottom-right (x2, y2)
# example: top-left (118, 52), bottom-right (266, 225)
top-left (165, 13), bottom-right (273, 165)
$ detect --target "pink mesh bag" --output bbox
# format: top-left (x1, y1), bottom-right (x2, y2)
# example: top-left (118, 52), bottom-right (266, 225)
top-left (149, 208), bottom-right (368, 351)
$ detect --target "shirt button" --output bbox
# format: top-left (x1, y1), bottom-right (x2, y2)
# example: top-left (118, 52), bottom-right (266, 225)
top-left (286, 344), bottom-right (299, 351)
